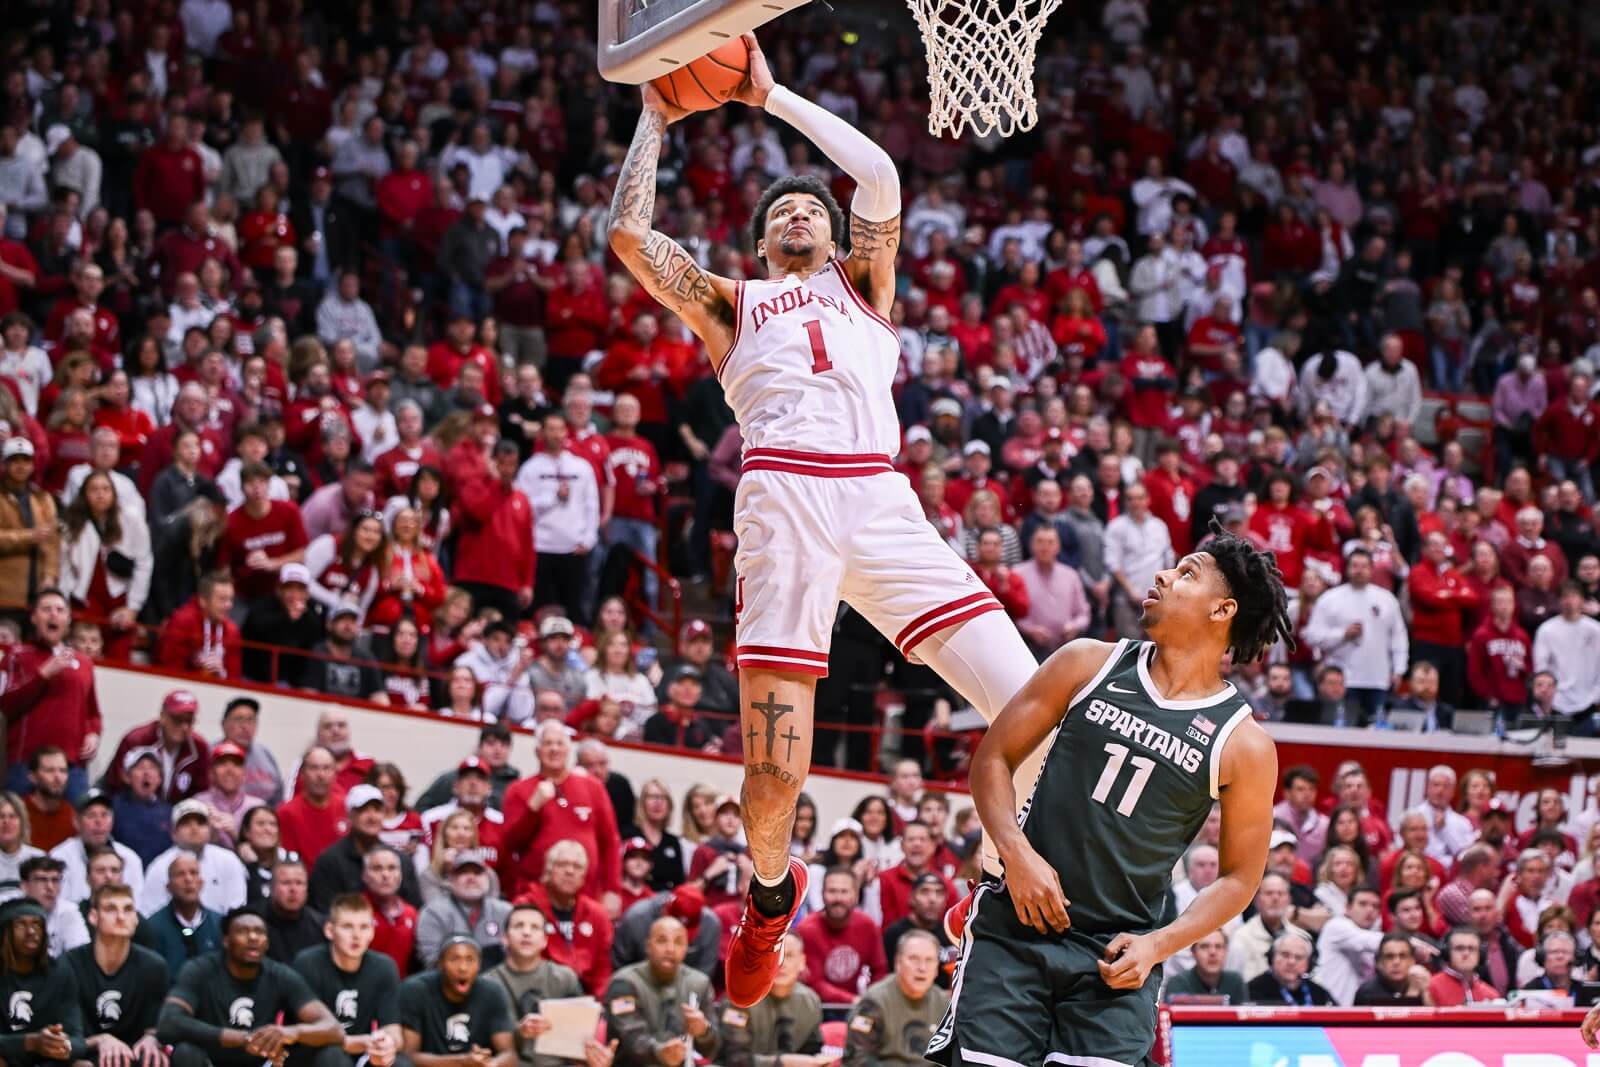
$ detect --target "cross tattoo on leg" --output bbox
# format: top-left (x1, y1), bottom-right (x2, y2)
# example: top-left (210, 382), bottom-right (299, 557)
top-left (749, 692), bottom-right (797, 761)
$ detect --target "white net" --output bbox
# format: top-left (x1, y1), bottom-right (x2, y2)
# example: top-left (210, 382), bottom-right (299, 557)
top-left (906, 0), bottom-right (1060, 139)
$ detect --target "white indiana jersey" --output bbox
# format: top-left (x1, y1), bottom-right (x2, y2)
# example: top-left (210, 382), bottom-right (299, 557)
top-left (717, 260), bottom-right (902, 458)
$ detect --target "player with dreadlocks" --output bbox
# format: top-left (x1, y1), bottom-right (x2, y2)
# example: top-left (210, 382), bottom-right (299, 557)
top-left (927, 521), bottom-right (1291, 1067)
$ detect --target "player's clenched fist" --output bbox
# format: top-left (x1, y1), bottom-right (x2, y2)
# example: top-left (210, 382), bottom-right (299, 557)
top-left (1002, 843), bottom-right (1070, 934)
top-left (1096, 932), bottom-right (1162, 990)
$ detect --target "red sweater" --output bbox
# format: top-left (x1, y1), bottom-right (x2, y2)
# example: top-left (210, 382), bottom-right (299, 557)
top-left (1466, 618), bottom-right (1534, 706)
top-left (603, 432), bottom-right (660, 523)
top-left (133, 144), bottom-right (207, 224)
top-left (794, 911), bottom-right (886, 1002)
top-left (376, 169), bottom-right (434, 239)
top-left (1120, 353), bottom-right (1177, 429)
top-left (277, 791), bottom-right (350, 867)
top-left (545, 286), bottom-right (609, 360)
top-left (1249, 503), bottom-right (1333, 589)
top-left (514, 884), bottom-right (614, 997)
top-left (217, 501), bottom-right (309, 602)
top-left (1144, 468), bottom-right (1198, 556)
top-left (138, 422), bottom-right (226, 492)
top-left (372, 442), bottom-right (443, 499)
top-left (1533, 402), bottom-right (1600, 463)
top-left (366, 893), bottom-right (418, 977)
top-left (449, 443), bottom-right (535, 594)
top-left (973, 564), bottom-right (1029, 619)
top-left (1408, 562), bottom-right (1481, 646)
top-left (93, 406), bottom-right (155, 467)
top-left (500, 772), bottom-right (621, 901)
top-left (876, 864), bottom-right (956, 929)
top-left (425, 342), bottom-right (503, 403)
top-left (155, 598), bottom-right (243, 679)
top-left (103, 720), bottom-right (211, 801)
top-left (0, 640), bottom-right (102, 767)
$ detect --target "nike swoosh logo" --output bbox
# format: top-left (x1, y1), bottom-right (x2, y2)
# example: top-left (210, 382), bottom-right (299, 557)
top-left (1107, 682), bottom-right (1136, 694)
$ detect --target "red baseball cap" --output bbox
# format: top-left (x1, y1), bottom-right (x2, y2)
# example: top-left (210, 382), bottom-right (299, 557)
top-left (458, 756), bottom-right (491, 777)
top-left (666, 883), bottom-right (704, 929)
top-left (623, 836), bottom-right (653, 858)
top-left (162, 690), bottom-right (199, 718)
top-left (474, 403), bottom-right (498, 421)
top-left (682, 620), bottom-right (712, 641)
top-left (211, 741), bottom-right (247, 763)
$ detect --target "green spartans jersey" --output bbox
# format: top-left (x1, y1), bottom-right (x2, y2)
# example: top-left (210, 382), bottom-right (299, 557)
top-left (1015, 638), bottom-right (1253, 937)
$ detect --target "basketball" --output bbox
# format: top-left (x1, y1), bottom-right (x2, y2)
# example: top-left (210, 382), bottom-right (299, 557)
top-left (651, 38), bottom-right (750, 111)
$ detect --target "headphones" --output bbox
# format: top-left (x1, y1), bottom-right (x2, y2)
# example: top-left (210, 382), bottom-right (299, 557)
top-left (1266, 929), bottom-right (1318, 974)
top-left (1536, 929), bottom-right (1576, 968)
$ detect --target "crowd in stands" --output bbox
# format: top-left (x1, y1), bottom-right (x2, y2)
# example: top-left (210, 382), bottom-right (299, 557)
top-left (1, 0), bottom-right (1599, 1052)
top-left (1164, 761), bottom-right (1600, 1008)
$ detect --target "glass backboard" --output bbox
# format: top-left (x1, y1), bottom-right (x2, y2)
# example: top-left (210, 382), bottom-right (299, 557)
top-left (598, 0), bottom-right (813, 83)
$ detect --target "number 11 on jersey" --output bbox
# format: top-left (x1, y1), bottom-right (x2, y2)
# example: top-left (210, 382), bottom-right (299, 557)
top-left (803, 319), bottom-right (833, 374)
top-left (1091, 742), bottom-right (1155, 816)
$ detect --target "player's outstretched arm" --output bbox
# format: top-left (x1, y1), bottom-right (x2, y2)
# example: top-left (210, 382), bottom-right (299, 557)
top-left (972, 638), bottom-right (1117, 935)
top-left (1098, 720), bottom-right (1277, 990)
top-left (732, 34), bottom-right (900, 315)
top-left (607, 89), bottom-right (736, 361)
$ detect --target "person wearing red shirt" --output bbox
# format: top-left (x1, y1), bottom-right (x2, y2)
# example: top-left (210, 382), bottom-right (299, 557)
top-left (989, 261), bottom-right (1050, 323)
top-left (236, 186), bottom-right (297, 273)
top-left (102, 688), bottom-right (211, 802)
top-left (284, 362), bottom-right (361, 472)
top-left (1249, 471), bottom-right (1334, 591)
top-left (876, 823), bottom-right (957, 929)
top-left (616, 838), bottom-right (658, 916)
top-left (794, 867), bottom-right (886, 1002)
top-left (426, 315), bottom-right (503, 404)
top-left (44, 263), bottom-right (120, 367)
top-left (686, 798), bottom-right (751, 911)
top-left (604, 395), bottom-right (663, 610)
top-left (1408, 531), bottom-right (1481, 707)
top-left (1044, 240), bottom-right (1103, 311)
top-left (484, 230), bottom-right (546, 366)
top-left (137, 382), bottom-right (227, 492)
top-left (364, 844), bottom-right (419, 977)
top-left (562, 384), bottom-right (615, 523)
top-left (0, 211), bottom-right (39, 319)
top-left (150, 203), bottom-right (243, 299)
top-left (501, 722), bottom-right (621, 905)
top-left (1426, 929), bottom-right (1503, 1006)
top-left (1184, 137), bottom-right (1237, 210)
top-left (155, 573), bottom-right (243, 680)
top-left (1467, 586), bottom-right (1535, 712)
top-left (376, 141), bottom-right (435, 244)
top-left (1532, 373), bottom-right (1600, 498)
top-left (93, 373), bottom-right (154, 467)
top-left (133, 114), bottom-right (207, 226)
top-left (277, 745), bottom-right (350, 868)
top-left (514, 841), bottom-right (614, 997)
top-left (449, 433), bottom-right (535, 619)
top-left (1050, 291), bottom-right (1108, 364)
top-left (597, 313), bottom-right (678, 433)
top-left (217, 463), bottom-right (309, 603)
top-left (1185, 295), bottom-right (1242, 374)
top-left (0, 591), bottom-right (101, 798)
top-left (544, 262), bottom-right (610, 388)
top-left (1120, 325), bottom-right (1178, 431)
top-left (372, 402), bottom-right (442, 500)
top-left (971, 530), bottom-right (1029, 619)
top-left (1499, 507), bottom-right (1569, 591)
top-left (945, 442), bottom-right (1010, 522)
top-left (1143, 440), bottom-right (1199, 556)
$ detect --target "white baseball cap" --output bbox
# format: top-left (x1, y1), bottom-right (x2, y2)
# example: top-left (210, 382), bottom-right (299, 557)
top-left (2, 437), bottom-right (34, 460)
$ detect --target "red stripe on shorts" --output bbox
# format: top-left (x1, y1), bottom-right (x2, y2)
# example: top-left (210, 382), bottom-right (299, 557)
top-left (895, 591), bottom-right (1004, 654)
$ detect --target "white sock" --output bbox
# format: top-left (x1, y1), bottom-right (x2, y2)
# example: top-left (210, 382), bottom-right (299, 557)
top-left (916, 611), bottom-right (1050, 876)
top-left (753, 868), bottom-right (790, 888)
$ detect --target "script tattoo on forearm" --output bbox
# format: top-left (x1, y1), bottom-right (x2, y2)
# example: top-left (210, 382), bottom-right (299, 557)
top-left (611, 109), bottom-right (665, 232)
top-left (747, 761), bottom-right (799, 787)
top-left (849, 214), bottom-right (901, 260)
top-left (639, 231), bottom-right (715, 312)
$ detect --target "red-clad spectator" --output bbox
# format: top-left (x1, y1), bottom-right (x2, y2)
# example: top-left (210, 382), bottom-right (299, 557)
top-left (155, 571), bottom-right (243, 679)
top-left (0, 590), bottom-right (101, 797)
top-left (1262, 203), bottom-right (1319, 278)
top-left (216, 463), bottom-right (309, 603)
top-left (133, 114), bottom-right (206, 226)
top-left (1184, 137), bottom-right (1237, 210)
top-left (1043, 240), bottom-right (1102, 311)
top-left (500, 721), bottom-right (621, 905)
top-left (1120, 324), bottom-right (1178, 431)
top-left (367, 504), bottom-right (447, 632)
top-left (1249, 471), bottom-right (1334, 590)
top-left (42, 388), bottom-right (93, 496)
top-left (150, 203), bottom-right (244, 299)
top-left (560, 384), bottom-right (615, 517)
top-left (1185, 294), bottom-right (1241, 374)
top-left (137, 382), bottom-right (227, 493)
top-left (277, 745), bottom-right (351, 868)
top-left (364, 844), bottom-right (419, 977)
top-left (1532, 372), bottom-right (1600, 496)
top-left (514, 842), bottom-right (614, 997)
top-left (686, 796), bottom-right (751, 911)
top-left (449, 430), bottom-right (535, 619)
top-left (1426, 930), bottom-right (1503, 1006)
top-left (43, 263), bottom-right (120, 365)
top-left (1500, 507), bottom-right (1569, 590)
top-left (1466, 586), bottom-right (1534, 711)
top-left (93, 372), bottom-right (155, 468)
top-left (102, 688), bottom-right (211, 802)
top-left (236, 186), bottom-right (297, 272)
top-left (945, 442), bottom-right (1012, 523)
top-left (1408, 531), bottom-right (1481, 703)
top-left (375, 141), bottom-right (434, 241)
top-left (1143, 440), bottom-right (1198, 556)
top-left (615, 838), bottom-right (658, 916)
top-left (596, 313), bottom-right (680, 432)
top-left (1050, 290), bottom-right (1108, 363)
top-left (971, 528), bottom-right (1028, 618)
top-left (284, 362), bottom-right (361, 472)
top-left (0, 208), bottom-right (40, 318)
top-left (278, 50), bottom-right (334, 146)
top-left (989, 261), bottom-right (1050, 323)
top-left (372, 402), bottom-right (442, 499)
top-left (876, 823), bottom-right (956, 930)
top-left (545, 261), bottom-right (610, 373)
top-left (484, 230), bottom-right (546, 365)
top-left (427, 314), bottom-right (503, 404)
top-left (794, 867), bottom-right (886, 1002)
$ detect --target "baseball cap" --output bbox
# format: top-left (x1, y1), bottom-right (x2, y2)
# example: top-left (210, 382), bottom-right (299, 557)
top-left (121, 746), bottom-right (162, 773)
top-left (363, 370), bottom-right (391, 390)
top-left (666, 883), bottom-right (704, 927)
top-left (829, 817), bottom-right (864, 840)
top-left (682, 619), bottom-right (712, 641)
top-left (474, 403), bottom-right (498, 421)
top-left (330, 603), bottom-right (361, 622)
top-left (457, 756), bottom-right (491, 778)
top-left (1483, 798), bottom-right (1512, 817)
top-left (912, 872), bottom-right (946, 891)
top-left (44, 124), bottom-right (72, 155)
top-left (345, 784), bottom-right (384, 812)
top-left (623, 836), bottom-right (653, 858)
top-left (279, 563), bottom-right (311, 586)
top-left (713, 794), bottom-right (740, 814)
top-left (1268, 829), bottom-right (1298, 850)
top-left (451, 848), bottom-right (491, 873)
top-left (76, 789), bottom-right (113, 813)
top-left (0, 898), bottom-right (47, 925)
top-left (905, 426), bottom-right (932, 445)
top-left (963, 440), bottom-right (991, 456)
top-left (173, 798), bottom-right (210, 824)
top-left (931, 398), bottom-right (962, 419)
top-left (312, 166), bottom-right (332, 182)
top-left (2, 437), bottom-right (34, 460)
top-left (211, 741), bottom-right (247, 763)
top-left (539, 616), bottom-right (575, 639)
top-left (162, 690), bottom-right (199, 718)
top-left (1305, 466), bottom-right (1333, 483)
top-left (668, 664), bottom-right (703, 685)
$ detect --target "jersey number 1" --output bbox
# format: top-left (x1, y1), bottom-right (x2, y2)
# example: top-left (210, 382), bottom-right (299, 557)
top-left (803, 319), bottom-right (833, 374)
top-left (1091, 742), bottom-right (1155, 817)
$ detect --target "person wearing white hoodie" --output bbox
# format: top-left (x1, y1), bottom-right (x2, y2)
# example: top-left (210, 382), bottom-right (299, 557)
top-left (1301, 549), bottom-right (1409, 725)
top-left (515, 412), bottom-right (600, 623)
top-left (1533, 582), bottom-right (1600, 719)
top-left (453, 620), bottom-right (536, 726)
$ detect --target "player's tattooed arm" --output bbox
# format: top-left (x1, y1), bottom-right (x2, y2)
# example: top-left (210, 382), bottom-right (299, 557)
top-left (608, 101), bottom-right (735, 356)
top-left (844, 213), bottom-right (901, 317)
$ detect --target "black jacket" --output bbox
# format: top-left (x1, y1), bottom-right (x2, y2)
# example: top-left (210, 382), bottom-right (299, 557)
top-left (242, 597), bottom-right (326, 687)
top-left (307, 833), bottom-right (423, 913)
top-left (254, 902), bottom-right (326, 963)
top-left (289, 195), bottom-right (360, 277)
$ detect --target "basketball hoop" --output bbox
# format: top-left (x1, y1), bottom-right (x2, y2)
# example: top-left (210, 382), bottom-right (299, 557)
top-left (907, 0), bottom-right (1060, 139)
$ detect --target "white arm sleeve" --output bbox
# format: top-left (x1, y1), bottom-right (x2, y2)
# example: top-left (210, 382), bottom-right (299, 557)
top-left (764, 85), bottom-right (901, 222)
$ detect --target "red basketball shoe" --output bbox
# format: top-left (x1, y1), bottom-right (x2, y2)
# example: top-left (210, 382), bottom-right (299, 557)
top-left (944, 880), bottom-right (976, 943)
top-left (724, 857), bottom-right (809, 1008)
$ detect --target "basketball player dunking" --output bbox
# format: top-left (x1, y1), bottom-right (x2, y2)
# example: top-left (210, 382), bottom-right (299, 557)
top-left (609, 34), bottom-right (1046, 1007)
top-left (927, 524), bottom-right (1288, 1067)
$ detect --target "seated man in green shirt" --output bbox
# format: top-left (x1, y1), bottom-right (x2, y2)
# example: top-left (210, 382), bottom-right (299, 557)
top-left (0, 897), bottom-right (89, 1067)
top-left (65, 884), bottom-right (170, 1067)
top-left (1160, 929), bottom-right (1248, 1003)
top-left (397, 937), bottom-right (517, 1067)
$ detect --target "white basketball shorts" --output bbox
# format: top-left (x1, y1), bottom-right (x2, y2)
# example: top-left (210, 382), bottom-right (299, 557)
top-left (732, 447), bottom-right (1005, 676)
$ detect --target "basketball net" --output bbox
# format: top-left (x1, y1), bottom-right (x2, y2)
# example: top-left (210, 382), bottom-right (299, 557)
top-left (907, 0), bottom-right (1060, 139)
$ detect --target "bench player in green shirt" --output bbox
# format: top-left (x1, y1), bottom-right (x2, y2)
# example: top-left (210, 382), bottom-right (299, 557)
top-left (927, 523), bottom-right (1288, 1067)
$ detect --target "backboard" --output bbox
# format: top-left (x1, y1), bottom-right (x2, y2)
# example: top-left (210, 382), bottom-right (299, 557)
top-left (598, 0), bottom-right (813, 84)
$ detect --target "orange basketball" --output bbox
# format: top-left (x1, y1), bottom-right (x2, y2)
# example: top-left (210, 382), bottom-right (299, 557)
top-left (652, 38), bottom-right (750, 112)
